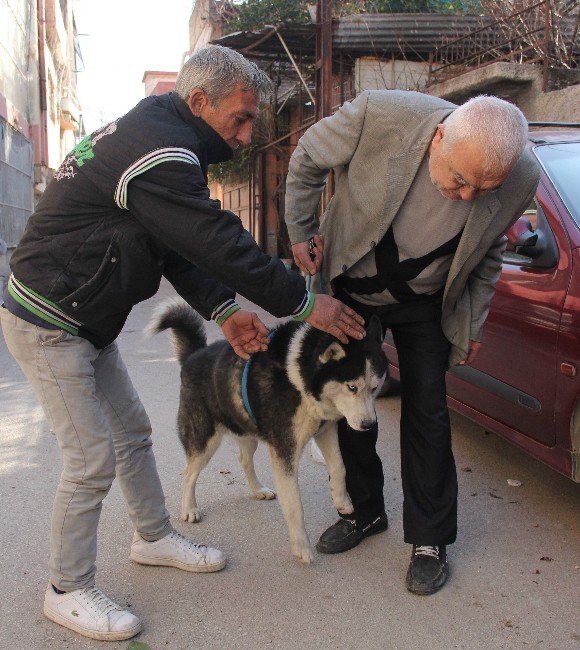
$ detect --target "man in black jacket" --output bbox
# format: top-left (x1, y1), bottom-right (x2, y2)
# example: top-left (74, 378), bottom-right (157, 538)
top-left (0, 45), bottom-right (364, 642)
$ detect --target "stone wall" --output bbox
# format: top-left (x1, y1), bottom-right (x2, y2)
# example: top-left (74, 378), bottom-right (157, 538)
top-left (428, 62), bottom-right (580, 122)
top-left (523, 83), bottom-right (580, 122)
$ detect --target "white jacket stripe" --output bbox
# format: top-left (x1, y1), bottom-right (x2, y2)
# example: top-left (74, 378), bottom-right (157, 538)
top-left (114, 148), bottom-right (200, 209)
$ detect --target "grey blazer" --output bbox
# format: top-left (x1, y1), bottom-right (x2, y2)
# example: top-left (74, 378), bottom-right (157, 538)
top-left (284, 90), bottom-right (540, 365)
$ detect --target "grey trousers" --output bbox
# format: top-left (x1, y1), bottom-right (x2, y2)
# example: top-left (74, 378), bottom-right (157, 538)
top-left (0, 308), bottom-right (172, 591)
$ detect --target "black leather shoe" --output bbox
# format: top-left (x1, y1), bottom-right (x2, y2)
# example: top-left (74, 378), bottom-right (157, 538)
top-left (405, 545), bottom-right (449, 595)
top-left (316, 513), bottom-right (388, 554)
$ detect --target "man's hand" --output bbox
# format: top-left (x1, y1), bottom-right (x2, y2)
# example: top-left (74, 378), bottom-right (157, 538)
top-left (305, 294), bottom-right (366, 344)
top-left (292, 234), bottom-right (324, 275)
top-left (221, 310), bottom-right (270, 360)
top-left (459, 341), bottom-right (481, 365)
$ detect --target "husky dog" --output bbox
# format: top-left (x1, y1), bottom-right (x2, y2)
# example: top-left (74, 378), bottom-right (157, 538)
top-left (150, 301), bottom-right (388, 564)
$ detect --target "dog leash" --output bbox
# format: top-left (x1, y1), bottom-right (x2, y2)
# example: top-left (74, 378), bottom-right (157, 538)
top-left (241, 330), bottom-right (277, 425)
top-left (306, 236), bottom-right (325, 294)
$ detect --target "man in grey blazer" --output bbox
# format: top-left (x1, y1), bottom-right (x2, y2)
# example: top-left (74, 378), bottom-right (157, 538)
top-left (284, 91), bottom-right (539, 595)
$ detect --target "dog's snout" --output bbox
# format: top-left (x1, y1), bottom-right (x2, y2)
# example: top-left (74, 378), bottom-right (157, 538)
top-left (359, 419), bottom-right (376, 431)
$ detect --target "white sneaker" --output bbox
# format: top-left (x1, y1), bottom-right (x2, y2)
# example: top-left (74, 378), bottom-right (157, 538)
top-left (43, 584), bottom-right (142, 641)
top-left (130, 530), bottom-right (226, 573)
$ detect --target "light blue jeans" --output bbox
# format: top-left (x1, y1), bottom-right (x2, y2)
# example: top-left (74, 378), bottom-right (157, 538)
top-left (1, 308), bottom-right (171, 591)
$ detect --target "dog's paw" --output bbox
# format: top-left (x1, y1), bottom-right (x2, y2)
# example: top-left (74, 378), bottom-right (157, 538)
top-left (335, 496), bottom-right (354, 516)
top-left (254, 486), bottom-right (276, 500)
top-left (330, 484), bottom-right (354, 515)
top-left (292, 542), bottom-right (314, 565)
top-left (330, 489), bottom-right (354, 515)
top-left (181, 508), bottom-right (202, 523)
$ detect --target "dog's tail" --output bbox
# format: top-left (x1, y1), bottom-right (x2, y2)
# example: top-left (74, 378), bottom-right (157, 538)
top-left (147, 299), bottom-right (207, 366)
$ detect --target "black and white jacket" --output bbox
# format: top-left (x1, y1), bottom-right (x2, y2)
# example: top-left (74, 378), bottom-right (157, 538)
top-left (7, 93), bottom-right (307, 348)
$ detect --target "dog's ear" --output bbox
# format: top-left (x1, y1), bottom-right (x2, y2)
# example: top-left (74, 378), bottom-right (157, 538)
top-left (367, 315), bottom-right (383, 343)
top-left (319, 341), bottom-right (346, 364)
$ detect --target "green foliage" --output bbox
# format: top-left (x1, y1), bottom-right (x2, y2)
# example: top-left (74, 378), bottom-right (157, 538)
top-left (227, 0), bottom-right (310, 33)
top-left (356, 0), bottom-right (482, 12)
top-left (127, 642), bottom-right (151, 650)
top-left (224, 0), bottom-right (483, 33)
top-left (208, 145), bottom-right (255, 183)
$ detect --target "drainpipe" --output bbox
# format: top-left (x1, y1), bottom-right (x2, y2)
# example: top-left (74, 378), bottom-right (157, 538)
top-left (317, 0), bottom-right (332, 120)
top-left (317, 0), bottom-right (333, 206)
top-left (321, 0), bottom-right (332, 119)
top-left (35, 0), bottom-right (49, 192)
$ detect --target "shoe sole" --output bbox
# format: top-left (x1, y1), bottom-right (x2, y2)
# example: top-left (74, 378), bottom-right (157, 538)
top-left (405, 581), bottom-right (446, 596)
top-left (316, 520), bottom-right (388, 554)
top-left (43, 605), bottom-right (142, 641)
top-left (405, 565), bottom-right (449, 596)
top-left (130, 551), bottom-right (226, 573)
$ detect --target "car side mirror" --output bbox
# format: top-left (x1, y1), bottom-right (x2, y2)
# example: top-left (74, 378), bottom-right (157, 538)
top-left (515, 228), bottom-right (538, 253)
top-left (507, 216), bottom-right (536, 252)
top-left (505, 209), bottom-right (558, 269)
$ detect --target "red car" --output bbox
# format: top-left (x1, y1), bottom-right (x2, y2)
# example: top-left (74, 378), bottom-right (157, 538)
top-left (383, 125), bottom-right (580, 481)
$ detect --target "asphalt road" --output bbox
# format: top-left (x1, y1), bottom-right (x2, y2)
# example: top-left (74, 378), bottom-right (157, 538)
top-left (1, 281), bottom-right (579, 650)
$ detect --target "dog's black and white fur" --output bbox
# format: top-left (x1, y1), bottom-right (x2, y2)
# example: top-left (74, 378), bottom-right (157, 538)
top-left (150, 301), bottom-right (388, 563)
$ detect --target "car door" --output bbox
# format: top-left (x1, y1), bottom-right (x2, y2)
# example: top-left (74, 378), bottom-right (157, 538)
top-left (447, 179), bottom-right (571, 446)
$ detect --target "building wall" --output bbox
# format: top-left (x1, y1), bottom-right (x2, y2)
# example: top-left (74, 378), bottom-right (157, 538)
top-left (0, 118), bottom-right (34, 290)
top-left (188, 0), bottom-right (223, 54)
top-left (44, 51), bottom-right (63, 170)
top-left (0, 0), bottom-right (38, 291)
top-left (0, 0), bottom-right (40, 136)
top-left (142, 72), bottom-right (178, 97)
top-left (428, 62), bottom-right (580, 123)
top-left (219, 180), bottom-right (251, 232)
top-left (520, 79), bottom-right (580, 123)
top-left (43, 0), bottom-right (83, 170)
top-left (0, 0), bottom-right (82, 181)
top-left (355, 57), bottom-right (429, 93)
top-left (0, 0), bottom-right (82, 291)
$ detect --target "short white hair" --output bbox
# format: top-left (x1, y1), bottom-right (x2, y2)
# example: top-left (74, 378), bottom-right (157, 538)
top-left (443, 95), bottom-right (528, 175)
top-left (174, 45), bottom-right (272, 105)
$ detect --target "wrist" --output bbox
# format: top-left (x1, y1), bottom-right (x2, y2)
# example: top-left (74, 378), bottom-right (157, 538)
top-left (292, 291), bottom-right (315, 321)
top-left (212, 299), bottom-right (241, 327)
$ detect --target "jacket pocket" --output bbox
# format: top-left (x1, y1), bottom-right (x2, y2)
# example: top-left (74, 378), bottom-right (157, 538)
top-left (58, 239), bottom-right (120, 313)
top-left (57, 235), bottom-right (162, 320)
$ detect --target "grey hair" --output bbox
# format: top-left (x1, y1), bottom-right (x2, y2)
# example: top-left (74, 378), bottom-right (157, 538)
top-left (174, 45), bottom-right (272, 105)
top-left (442, 95), bottom-right (528, 175)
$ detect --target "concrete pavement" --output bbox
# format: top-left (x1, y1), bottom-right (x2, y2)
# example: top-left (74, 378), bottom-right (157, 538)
top-left (1, 281), bottom-right (579, 649)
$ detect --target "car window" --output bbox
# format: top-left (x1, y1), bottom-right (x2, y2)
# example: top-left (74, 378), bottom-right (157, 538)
top-left (533, 142), bottom-right (580, 229)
